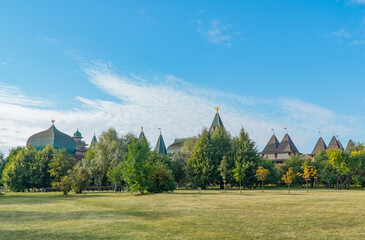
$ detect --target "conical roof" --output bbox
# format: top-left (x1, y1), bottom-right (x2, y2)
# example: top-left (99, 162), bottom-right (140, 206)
top-left (138, 127), bottom-right (146, 141)
top-left (311, 137), bottom-right (327, 155)
top-left (155, 134), bottom-right (167, 155)
top-left (276, 134), bottom-right (299, 153)
top-left (346, 139), bottom-right (355, 151)
top-left (338, 140), bottom-right (344, 150)
top-left (73, 128), bottom-right (82, 138)
top-left (27, 124), bottom-right (76, 154)
top-left (210, 107), bottom-right (224, 131)
top-left (327, 136), bottom-right (341, 150)
top-left (262, 135), bottom-right (280, 153)
top-left (90, 134), bottom-right (97, 148)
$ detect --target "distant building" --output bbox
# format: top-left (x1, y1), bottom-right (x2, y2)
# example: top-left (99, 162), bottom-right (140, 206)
top-left (327, 136), bottom-right (342, 150)
top-left (346, 139), bottom-right (355, 151)
top-left (311, 137), bottom-right (327, 156)
top-left (262, 133), bottom-right (300, 164)
top-left (210, 107), bottom-right (224, 131)
top-left (155, 131), bottom-right (167, 155)
top-left (72, 129), bottom-right (88, 161)
top-left (167, 137), bottom-right (198, 155)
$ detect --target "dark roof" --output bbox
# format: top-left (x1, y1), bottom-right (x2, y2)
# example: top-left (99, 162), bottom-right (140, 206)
top-left (210, 108), bottom-right (224, 131)
top-left (73, 129), bottom-right (82, 138)
top-left (167, 137), bottom-right (198, 154)
top-left (327, 136), bottom-right (341, 150)
top-left (262, 135), bottom-right (280, 154)
top-left (346, 139), bottom-right (355, 151)
top-left (338, 140), bottom-right (344, 150)
top-left (27, 124), bottom-right (76, 154)
top-left (138, 128), bottom-right (146, 141)
top-left (276, 134), bottom-right (299, 153)
top-left (90, 134), bottom-right (97, 148)
top-left (155, 134), bottom-right (167, 155)
top-left (311, 137), bottom-right (327, 155)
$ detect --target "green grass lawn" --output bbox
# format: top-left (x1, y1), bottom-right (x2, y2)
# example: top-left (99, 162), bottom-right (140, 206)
top-left (0, 189), bottom-right (364, 240)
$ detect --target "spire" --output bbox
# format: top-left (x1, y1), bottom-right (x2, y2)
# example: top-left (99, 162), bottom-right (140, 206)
top-left (90, 133), bottom-right (97, 148)
top-left (327, 136), bottom-right (341, 150)
top-left (155, 131), bottom-right (167, 155)
top-left (346, 139), bottom-right (355, 151)
top-left (277, 134), bottom-right (299, 153)
top-left (51, 119), bottom-right (55, 125)
top-left (311, 137), bottom-right (327, 156)
top-left (262, 134), bottom-right (280, 153)
top-left (138, 126), bottom-right (146, 140)
top-left (210, 107), bottom-right (224, 131)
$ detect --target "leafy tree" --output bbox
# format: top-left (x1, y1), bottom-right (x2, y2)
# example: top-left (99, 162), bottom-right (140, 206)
top-left (233, 161), bottom-right (249, 194)
top-left (0, 150), bottom-right (8, 186)
top-left (327, 149), bottom-right (349, 189)
top-left (211, 127), bottom-right (233, 188)
top-left (280, 154), bottom-right (307, 186)
top-left (255, 166), bottom-right (270, 192)
top-left (169, 152), bottom-right (188, 187)
top-left (297, 161), bottom-right (317, 194)
top-left (282, 167), bottom-right (296, 195)
top-left (147, 165), bottom-right (176, 193)
top-left (59, 176), bottom-right (72, 195)
top-left (69, 167), bottom-right (91, 194)
top-left (122, 138), bottom-right (152, 193)
top-left (186, 129), bottom-right (215, 189)
top-left (232, 128), bottom-right (260, 188)
top-left (48, 148), bottom-right (74, 187)
top-left (107, 162), bottom-right (123, 192)
top-left (2, 147), bottom-right (37, 191)
top-left (219, 156), bottom-right (229, 192)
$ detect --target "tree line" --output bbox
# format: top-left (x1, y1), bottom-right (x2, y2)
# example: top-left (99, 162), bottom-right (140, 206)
top-left (1, 127), bottom-right (365, 195)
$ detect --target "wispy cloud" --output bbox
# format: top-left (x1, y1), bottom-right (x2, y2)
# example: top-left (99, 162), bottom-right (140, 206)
top-left (138, 8), bottom-right (154, 22)
top-left (329, 29), bottom-right (352, 39)
top-left (351, 0), bottom-right (365, 4)
top-left (195, 19), bottom-right (242, 47)
top-left (35, 34), bottom-right (59, 45)
top-left (0, 62), bottom-right (363, 156)
top-left (0, 58), bottom-right (12, 66)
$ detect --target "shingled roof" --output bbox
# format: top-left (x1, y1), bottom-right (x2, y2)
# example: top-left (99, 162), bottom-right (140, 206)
top-left (138, 127), bottom-right (146, 141)
top-left (155, 133), bottom-right (167, 155)
top-left (346, 139), bottom-right (355, 151)
top-left (262, 135), bottom-right (280, 154)
top-left (90, 134), bottom-right (97, 148)
top-left (276, 134), bottom-right (299, 153)
top-left (311, 137), bottom-right (327, 156)
top-left (327, 136), bottom-right (341, 150)
top-left (210, 107), bottom-right (224, 131)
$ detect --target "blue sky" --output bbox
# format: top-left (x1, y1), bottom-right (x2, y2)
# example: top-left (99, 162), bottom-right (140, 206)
top-left (1, 0), bottom-right (365, 155)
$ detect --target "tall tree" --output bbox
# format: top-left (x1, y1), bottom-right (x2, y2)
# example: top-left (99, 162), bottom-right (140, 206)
top-left (186, 129), bottom-right (215, 189)
top-left (49, 148), bottom-right (74, 187)
top-left (122, 138), bottom-right (152, 193)
top-left (219, 156), bottom-right (229, 192)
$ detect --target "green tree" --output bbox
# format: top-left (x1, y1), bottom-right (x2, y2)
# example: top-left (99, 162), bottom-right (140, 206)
top-left (59, 175), bottom-right (72, 195)
top-left (122, 138), bottom-right (152, 194)
top-left (0, 150), bottom-right (7, 186)
top-left (233, 161), bottom-right (249, 194)
top-left (297, 161), bottom-right (317, 194)
top-left (147, 165), bottom-right (176, 193)
top-left (186, 129), bottom-right (215, 189)
top-left (107, 162), bottom-right (123, 192)
top-left (219, 156), bottom-right (229, 192)
top-left (232, 128), bottom-right (260, 188)
top-left (49, 149), bottom-right (74, 187)
top-left (69, 167), bottom-right (91, 194)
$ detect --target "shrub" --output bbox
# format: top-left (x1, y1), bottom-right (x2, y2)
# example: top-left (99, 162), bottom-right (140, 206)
top-left (147, 165), bottom-right (176, 193)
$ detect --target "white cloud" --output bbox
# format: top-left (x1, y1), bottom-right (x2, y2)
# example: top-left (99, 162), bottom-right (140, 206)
top-left (351, 0), bottom-right (365, 4)
top-left (35, 34), bottom-right (59, 45)
top-left (330, 29), bottom-right (352, 39)
top-left (0, 64), bottom-right (363, 156)
top-left (195, 19), bottom-right (242, 47)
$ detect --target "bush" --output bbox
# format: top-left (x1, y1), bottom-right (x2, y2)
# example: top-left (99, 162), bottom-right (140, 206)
top-left (147, 165), bottom-right (176, 193)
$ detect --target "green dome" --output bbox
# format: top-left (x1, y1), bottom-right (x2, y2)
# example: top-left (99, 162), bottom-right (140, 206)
top-left (26, 125), bottom-right (76, 154)
top-left (73, 129), bottom-right (82, 138)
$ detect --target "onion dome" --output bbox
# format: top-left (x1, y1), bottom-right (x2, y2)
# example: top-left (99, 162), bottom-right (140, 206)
top-left (73, 128), bottom-right (82, 138)
top-left (26, 121), bottom-right (76, 154)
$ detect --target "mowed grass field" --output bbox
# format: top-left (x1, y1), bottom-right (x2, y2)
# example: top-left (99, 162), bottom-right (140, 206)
top-left (0, 189), bottom-right (364, 240)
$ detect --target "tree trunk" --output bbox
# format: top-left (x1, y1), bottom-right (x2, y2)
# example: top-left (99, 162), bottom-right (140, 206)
top-left (262, 180), bottom-right (264, 192)
top-left (306, 180), bottom-right (308, 194)
top-left (239, 181), bottom-right (242, 195)
top-left (288, 184), bottom-right (290, 195)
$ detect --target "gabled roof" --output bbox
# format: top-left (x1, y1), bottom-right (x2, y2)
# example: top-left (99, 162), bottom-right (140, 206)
top-left (311, 137), bottom-right (327, 156)
top-left (155, 134), bottom-right (167, 155)
top-left (346, 139), bottom-right (355, 151)
top-left (262, 135), bottom-right (280, 154)
top-left (138, 127), bottom-right (146, 141)
top-left (90, 134), bottom-right (97, 148)
top-left (210, 107), bottom-right (224, 131)
top-left (327, 136), bottom-right (341, 150)
top-left (27, 124), bottom-right (77, 154)
top-left (276, 134), bottom-right (299, 153)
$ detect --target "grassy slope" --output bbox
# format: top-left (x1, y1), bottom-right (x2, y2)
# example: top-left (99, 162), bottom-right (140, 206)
top-left (0, 189), bottom-right (364, 240)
